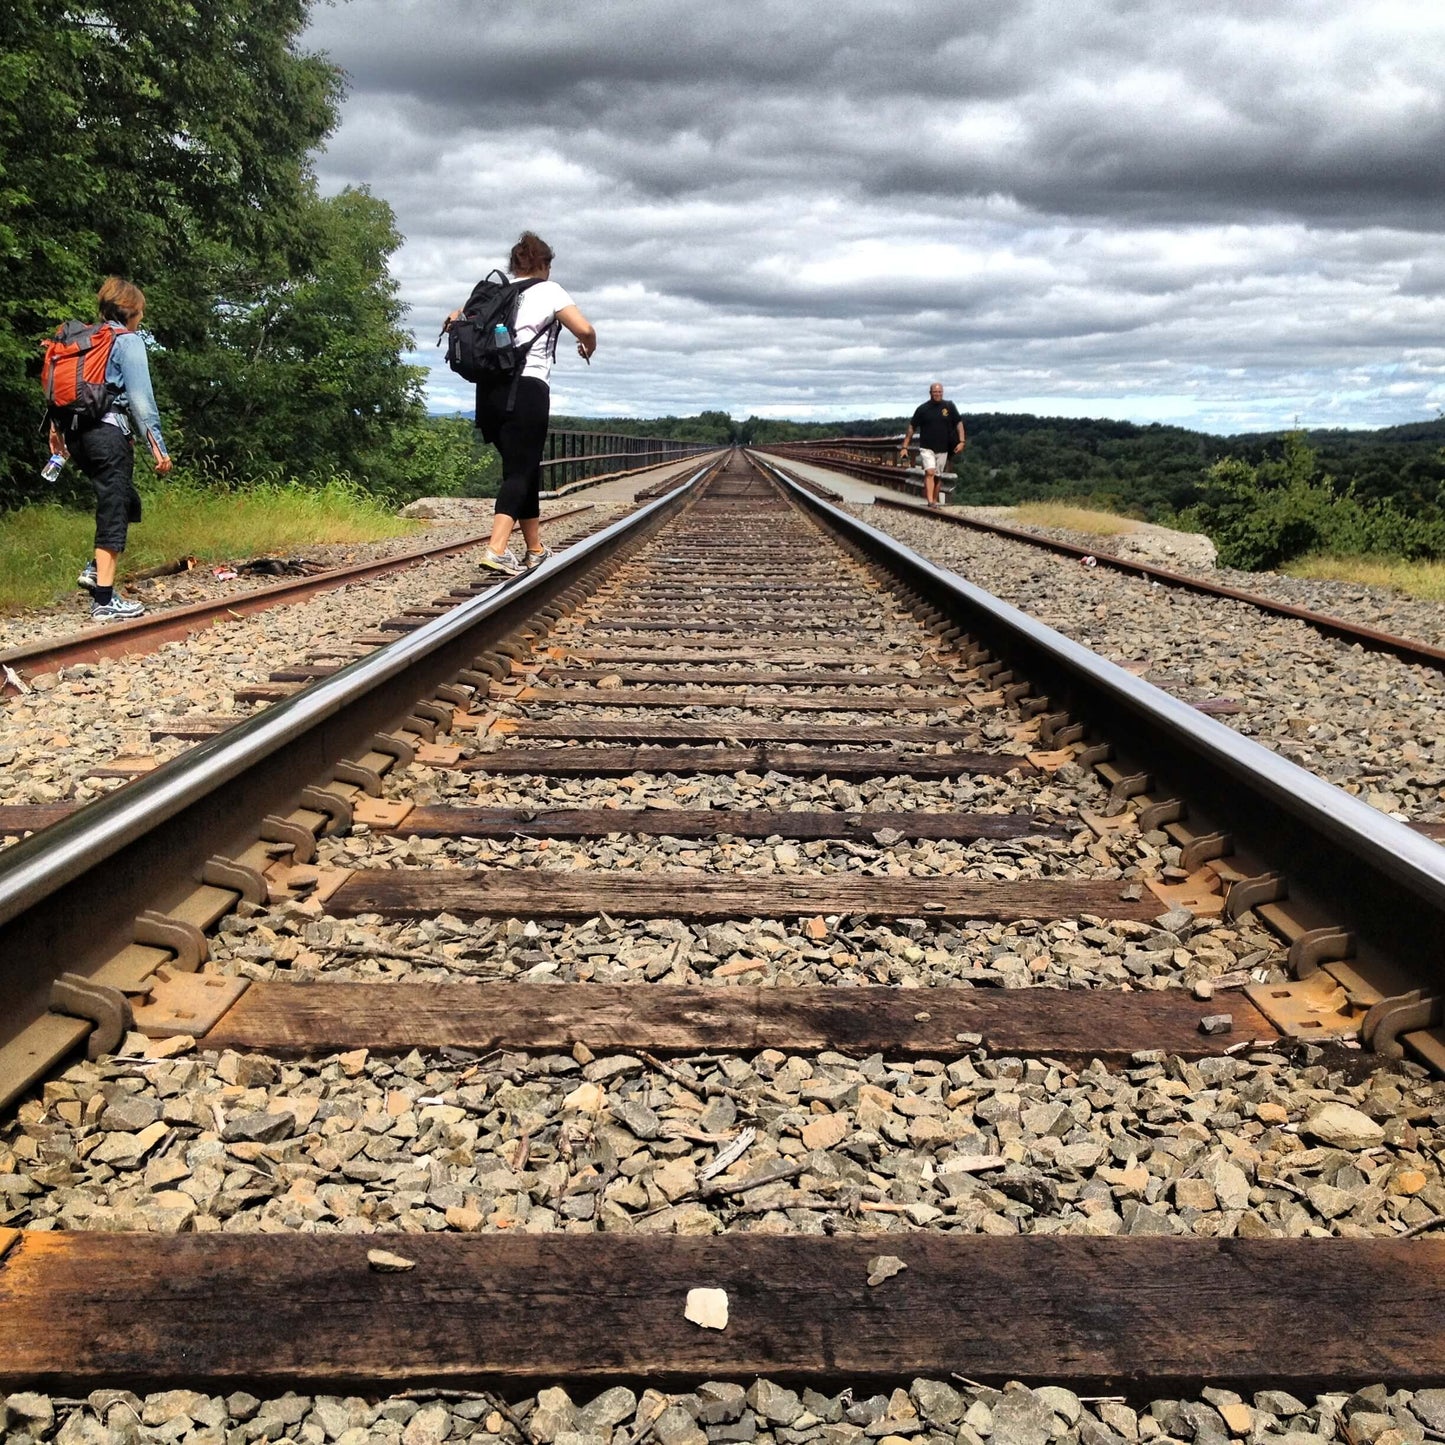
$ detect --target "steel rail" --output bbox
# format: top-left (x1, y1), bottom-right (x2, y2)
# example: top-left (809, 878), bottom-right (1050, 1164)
top-left (0, 461), bottom-right (717, 1092)
top-left (0, 504), bottom-right (597, 695)
top-left (751, 452), bottom-right (1445, 997)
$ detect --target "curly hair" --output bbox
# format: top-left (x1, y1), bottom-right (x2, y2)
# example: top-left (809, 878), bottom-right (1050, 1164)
top-left (509, 232), bottom-right (555, 276)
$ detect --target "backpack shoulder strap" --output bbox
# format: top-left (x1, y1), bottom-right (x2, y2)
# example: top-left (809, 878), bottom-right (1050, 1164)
top-left (462, 269), bottom-right (511, 315)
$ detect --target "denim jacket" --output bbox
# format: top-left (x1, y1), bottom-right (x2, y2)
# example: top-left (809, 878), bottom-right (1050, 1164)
top-left (103, 325), bottom-right (169, 458)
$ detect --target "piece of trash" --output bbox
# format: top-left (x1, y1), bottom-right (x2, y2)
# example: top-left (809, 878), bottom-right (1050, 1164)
top-left (130, 556), bottom-right (200, 581)
top-left (867, 1254), bottom-right (907, 1287)
top-left (212, 567), bottom-right (238, 581)
top-left (367, 1248), bottom-right (416, 1272)
top-left (1081, 555), bottom-right (1098, 568)
top-left (2, 666), bottom-right (31, 695)
top-left (685, 1287), bottom-right (729, 1330)
top-left (240, 556), bottom-right (322, 577)
top-left (700, 1126), bottom-right (757, 1181)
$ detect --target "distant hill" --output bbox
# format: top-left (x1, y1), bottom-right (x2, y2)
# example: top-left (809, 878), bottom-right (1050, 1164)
top-left (547, 410), bottom-right (1445, 523)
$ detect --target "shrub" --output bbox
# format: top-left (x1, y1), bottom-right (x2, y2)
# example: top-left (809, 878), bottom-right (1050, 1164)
top-left (1175, 435), bottom-right (1445, 570)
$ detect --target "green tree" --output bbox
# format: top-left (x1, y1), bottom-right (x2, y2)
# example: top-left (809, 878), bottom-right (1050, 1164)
top-left (0, 0), bottom-right (342, 505)
top-left (163, 186), bottom-right (427, 487)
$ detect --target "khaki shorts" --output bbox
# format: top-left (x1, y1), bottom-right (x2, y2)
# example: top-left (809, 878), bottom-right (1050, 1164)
top-left (917, 447), bottom-right (952, 475)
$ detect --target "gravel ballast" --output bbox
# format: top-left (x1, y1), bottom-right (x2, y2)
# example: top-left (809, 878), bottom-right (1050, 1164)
top-left (851, 505), bottom-right (1445, 824)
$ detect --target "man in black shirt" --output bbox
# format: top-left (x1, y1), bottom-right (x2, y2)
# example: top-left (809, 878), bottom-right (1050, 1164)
top-left (901, 382), bottom-right (965, 507)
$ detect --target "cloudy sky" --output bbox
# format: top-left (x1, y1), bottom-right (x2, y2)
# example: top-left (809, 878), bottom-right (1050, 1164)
top-left (305, 0), bottom-right (1445, 434)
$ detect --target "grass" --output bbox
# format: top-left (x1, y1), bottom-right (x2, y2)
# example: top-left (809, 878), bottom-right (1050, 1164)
top-left (1281, 555), bottom-right (1445, 602)
top-left (1008, 502), bottom-right (1140, 536)
top-left (0, 470), bottom-right (418, 614)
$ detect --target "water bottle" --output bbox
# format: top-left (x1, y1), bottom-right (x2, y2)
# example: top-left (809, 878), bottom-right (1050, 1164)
top-left (493, 323), bottom-right (509, 347)
top-left (41, 452), bottom-right (65, 483)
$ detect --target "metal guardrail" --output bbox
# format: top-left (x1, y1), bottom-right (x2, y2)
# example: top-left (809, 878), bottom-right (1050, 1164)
top-left (541, 431), bottom-right (717, 489)
top-left (758, 436), bottom-right (943, 498)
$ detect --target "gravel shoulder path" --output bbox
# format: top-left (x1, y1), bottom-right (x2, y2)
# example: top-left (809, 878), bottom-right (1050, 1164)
top-left (954, 504), bottom-right (1445, 649)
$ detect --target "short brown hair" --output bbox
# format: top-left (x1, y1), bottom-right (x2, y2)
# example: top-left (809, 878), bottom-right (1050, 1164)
top-left (97, 277), bottom-right (146, 326)
top-left (509, 232), bottom-right (554, 275)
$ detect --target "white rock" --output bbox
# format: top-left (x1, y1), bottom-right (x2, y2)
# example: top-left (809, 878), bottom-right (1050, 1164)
top-left (1301, 1102), bottom-right (1384, 1150)
top-left (685, 1286), bottom-right (729, 1330)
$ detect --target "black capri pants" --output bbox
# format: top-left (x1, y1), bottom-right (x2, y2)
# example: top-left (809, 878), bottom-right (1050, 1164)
top-left (476, 375), bottom-right (550, 521)
top-left (69, 420), bottom-right (142, 552)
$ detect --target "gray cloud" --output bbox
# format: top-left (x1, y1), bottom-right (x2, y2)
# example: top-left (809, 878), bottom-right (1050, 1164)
top-left (306, 0), bottom-right (1445, 432)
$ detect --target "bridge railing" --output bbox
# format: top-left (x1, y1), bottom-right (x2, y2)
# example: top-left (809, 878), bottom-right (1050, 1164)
top-left (755, 435), bottom-right (952, 500)
top-left (540, 431), bottom-right (718, 494)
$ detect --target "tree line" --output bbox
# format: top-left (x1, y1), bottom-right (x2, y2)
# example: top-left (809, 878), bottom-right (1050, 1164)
top-left (0, 0), bottom-right (479, 511)
top-left (4, 4), bottom-right (1438, 568)
top-left (596, 411), bottom-right (1445, 569)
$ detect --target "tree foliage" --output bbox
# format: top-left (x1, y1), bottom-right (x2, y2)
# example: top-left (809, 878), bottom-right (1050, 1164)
top-left (164, 186), bottom-right (426, 488)
top-left (0, 0), bottom-right (425, 508)
top-left (1177, 433), bottom-right (1445, 569)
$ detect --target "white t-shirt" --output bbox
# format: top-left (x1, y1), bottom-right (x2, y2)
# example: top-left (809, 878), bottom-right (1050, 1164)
top-left (511, 278), bottom-right (574, 383)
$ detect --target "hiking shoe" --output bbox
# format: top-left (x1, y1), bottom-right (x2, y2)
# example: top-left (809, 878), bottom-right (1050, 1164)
top-left (76, 560), bottom-right (97, 591)
top-left (523, 545), bottom-right (553, 570)
top-left (479, 547), bottom-right (522, 577)
top-left (91, 594), bottom-right (145, 623)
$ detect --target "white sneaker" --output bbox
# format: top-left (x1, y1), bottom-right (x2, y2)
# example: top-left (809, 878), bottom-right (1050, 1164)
top-left (523, 545), bottom-right (553, 570)
top-left (479, 547), bottom-right (522, 577)
top-left (91, 593), bottom-right (145, 622)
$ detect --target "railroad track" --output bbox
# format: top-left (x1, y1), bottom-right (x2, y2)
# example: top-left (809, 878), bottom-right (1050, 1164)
top-left (0, 502), bottom-right (607, 699)
top-left (758, 444), bottom-right (1445, 671)
top-left (2, 451), bottom-right (1445, 1423)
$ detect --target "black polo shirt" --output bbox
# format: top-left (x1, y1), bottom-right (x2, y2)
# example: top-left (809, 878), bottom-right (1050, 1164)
top-left (911, 399), bottom-right (960, 452)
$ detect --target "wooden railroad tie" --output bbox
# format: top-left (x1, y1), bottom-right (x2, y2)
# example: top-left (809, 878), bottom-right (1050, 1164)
top-left (202, 981), bottom-right (1276, 1061)
top-left (367, 805), bottom-right (1073, 842)
top-left (2, 1232), bottom-right (1440, 1393)
top-left (454, 746), bottom-right (1032, 778)
top-left (325, 871), bottom-right (1162, 924)
top-left (504, 722), bottom-right (983, 744)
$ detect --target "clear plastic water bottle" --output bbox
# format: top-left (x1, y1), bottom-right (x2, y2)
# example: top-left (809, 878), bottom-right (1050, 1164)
top-left (41, 452), bottom-right (65, 483)
top-left (493, 323), bottom-right (509, 346)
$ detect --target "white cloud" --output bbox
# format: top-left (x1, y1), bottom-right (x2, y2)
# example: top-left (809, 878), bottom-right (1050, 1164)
top-left (306, 0), bottom-right (1445, 432)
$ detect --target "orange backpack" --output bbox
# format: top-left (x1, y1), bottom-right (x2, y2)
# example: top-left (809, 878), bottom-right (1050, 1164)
top-left (41, 320), bottom-right (119, 431)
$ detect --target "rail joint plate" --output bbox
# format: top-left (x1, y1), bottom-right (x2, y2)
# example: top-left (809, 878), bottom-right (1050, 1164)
top-left (130, 968), bottom-right (250, 1039)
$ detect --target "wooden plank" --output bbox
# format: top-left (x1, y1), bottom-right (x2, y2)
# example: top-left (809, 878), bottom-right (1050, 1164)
top-left (153, 717), bottom-right (249, 739)
top-left (596, 608), bottom-right (880, 623)
top-left (589, 620), bottom-right (887, 634)
top-left (3, 1232), bottom-right (1441, 1393)
top-left (518, 687), bottom-right (965, 711)
top-left (327, 870), bottom-right (1160, 923)
top-left (575, 649), bottom-right (920, 666)
top-left (206, 981), bottom-right (1274, 1060)
top-left (456, 745), bottom-right (1031, 778)
top-left (540, 669), bottom-right (955, 687)
top-left (630, 585), bottom-right (850, 596)
top-left (379, 806), bottom-right (1071, 841)
top-left (510, 721), bottom-right (978, 744)
top-left (0, 805), bottom-right (78, 835)
top-left (234, 682), bottom-right (301, 701)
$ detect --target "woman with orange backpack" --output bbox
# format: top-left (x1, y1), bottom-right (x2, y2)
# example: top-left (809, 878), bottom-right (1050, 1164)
top-left (44, 277), bottom-right (172, 623)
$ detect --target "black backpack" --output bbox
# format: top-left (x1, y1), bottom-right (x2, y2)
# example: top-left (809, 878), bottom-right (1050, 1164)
top-left (444, 271), bottom-right (553, 395)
